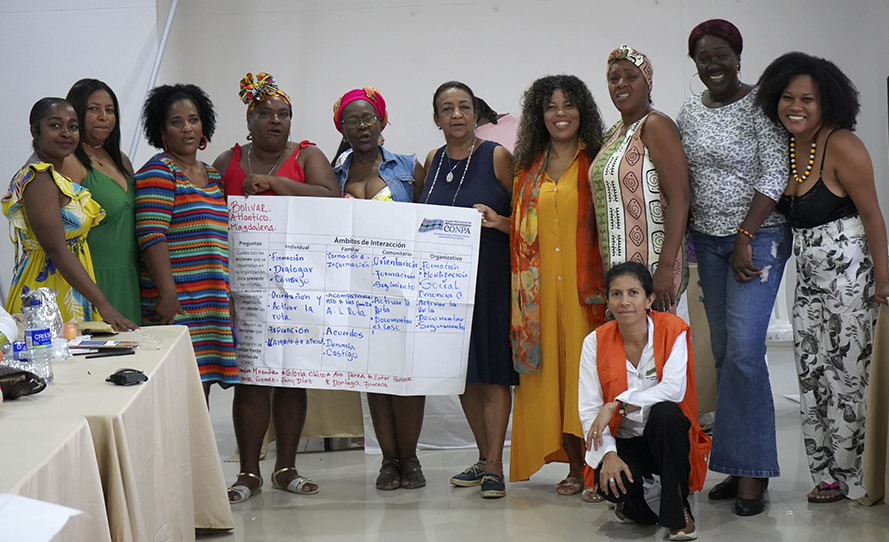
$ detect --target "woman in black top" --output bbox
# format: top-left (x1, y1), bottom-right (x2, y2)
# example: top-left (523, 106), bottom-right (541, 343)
top-left (756, 51), bottom-right (889, 503)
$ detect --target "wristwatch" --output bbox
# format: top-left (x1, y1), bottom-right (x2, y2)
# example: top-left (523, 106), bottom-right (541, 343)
top-left (617, 400), bottom-right (627, 417)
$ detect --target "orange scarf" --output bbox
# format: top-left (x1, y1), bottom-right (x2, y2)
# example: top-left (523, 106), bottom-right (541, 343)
top-left (509, 146), bottom-right (606, 374)
top-left (595, 311), bottom-right (711, 492)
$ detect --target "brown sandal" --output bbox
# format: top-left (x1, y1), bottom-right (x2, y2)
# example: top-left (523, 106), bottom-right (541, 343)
top-left (582, 486), bottom-right (604, 502)
top-left (400, 457), bottom-right (426, 489)
top-left (556, 476), bottom-right (583, 496)
top-left (376, 459), bottom-right (401, 490)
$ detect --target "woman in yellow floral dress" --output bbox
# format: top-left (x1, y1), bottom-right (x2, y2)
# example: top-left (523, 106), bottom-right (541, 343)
top-left (2, 97), bottom-right (136, 331)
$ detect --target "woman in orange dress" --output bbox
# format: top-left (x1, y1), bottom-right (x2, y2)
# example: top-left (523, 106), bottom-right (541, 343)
top-left (509, 75), bottom-right (606, 494)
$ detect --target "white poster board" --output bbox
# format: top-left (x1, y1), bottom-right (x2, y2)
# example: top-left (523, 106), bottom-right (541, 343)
top-left (228, 196), bottom-right (481, 396)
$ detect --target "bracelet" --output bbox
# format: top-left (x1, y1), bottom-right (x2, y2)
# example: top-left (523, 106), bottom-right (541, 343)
top-left (736, 227), bottom-right (755, 240)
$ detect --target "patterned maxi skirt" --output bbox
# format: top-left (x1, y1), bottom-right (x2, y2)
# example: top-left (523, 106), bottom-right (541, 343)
top-left (792, 215), bottom-right (878, 499)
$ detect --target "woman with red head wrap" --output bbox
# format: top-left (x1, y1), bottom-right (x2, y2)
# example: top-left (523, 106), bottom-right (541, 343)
top-left (677, 19), bottom-right (792, 516)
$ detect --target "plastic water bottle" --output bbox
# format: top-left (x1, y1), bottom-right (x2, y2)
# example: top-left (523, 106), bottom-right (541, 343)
top-left (8, 341), bottom-right (33, 372)
top-left (0, 339), bottom-right (14, 368)
top-left (23, 299), bottom-right (53, 384)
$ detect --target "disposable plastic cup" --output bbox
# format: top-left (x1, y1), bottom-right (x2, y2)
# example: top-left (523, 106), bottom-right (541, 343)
top-left (133, 329), bottom-right (163, 350)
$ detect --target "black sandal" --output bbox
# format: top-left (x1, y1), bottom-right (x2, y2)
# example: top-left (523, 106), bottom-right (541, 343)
top-left (376, 458), bottom-right (401, 490)
top-left (400, 457), bottom-right (426, 489)
top-left (0, 367), bottom-right (46, 400)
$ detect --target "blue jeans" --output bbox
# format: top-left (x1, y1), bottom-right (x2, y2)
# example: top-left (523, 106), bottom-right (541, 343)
top-left (690, 224), bottom-right (791, 477)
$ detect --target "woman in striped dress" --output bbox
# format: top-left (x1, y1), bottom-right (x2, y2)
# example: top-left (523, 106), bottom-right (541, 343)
top-left (135, 84), bottom-right (237, 398)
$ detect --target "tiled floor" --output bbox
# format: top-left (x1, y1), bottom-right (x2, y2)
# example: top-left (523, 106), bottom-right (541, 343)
top-left (202, 343), bottom-right (889, 541)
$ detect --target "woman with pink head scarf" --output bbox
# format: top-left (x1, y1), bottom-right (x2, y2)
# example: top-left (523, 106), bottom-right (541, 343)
top-left (332, 86), bottom-right (425, 202)
top-left (332, 86), bottom-right (428, 490)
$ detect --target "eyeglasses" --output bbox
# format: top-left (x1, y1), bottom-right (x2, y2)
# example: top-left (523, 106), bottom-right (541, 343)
top-left (341, 115), bottom-right (379, 130)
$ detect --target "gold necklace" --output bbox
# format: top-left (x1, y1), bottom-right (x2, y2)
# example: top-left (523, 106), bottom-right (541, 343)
top-left (789, 135), bottom-right (817, 183)
top-left (248, 142), bottom-right (288, 175)
top-left (424, 139), bottom-right (477, 205)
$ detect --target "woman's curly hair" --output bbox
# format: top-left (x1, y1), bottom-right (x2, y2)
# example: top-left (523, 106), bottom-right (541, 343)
top-left (514, 75), bottom-right (604, 170)
top-left (141, 83), bottom-right (217, 149)
top-left (755, 51), bottom-right (859, 131)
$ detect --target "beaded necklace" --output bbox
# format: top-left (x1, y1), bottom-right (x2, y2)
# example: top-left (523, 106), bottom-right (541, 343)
top-left (423, 138), bottom-right (477, 206)
top-left (789, 133), bottom-right (818, 183)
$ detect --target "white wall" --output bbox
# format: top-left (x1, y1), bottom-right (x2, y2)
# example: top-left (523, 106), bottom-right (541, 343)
top-left (0, 0), bottom-right (158, 302)
top-left (149, 0), bottom-right (889, 184)
top-left (3, 0), bottom-right (889, 303)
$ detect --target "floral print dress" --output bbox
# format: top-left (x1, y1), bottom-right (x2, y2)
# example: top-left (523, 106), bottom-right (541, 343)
top-left (2, 160), bottom-right (105, 320)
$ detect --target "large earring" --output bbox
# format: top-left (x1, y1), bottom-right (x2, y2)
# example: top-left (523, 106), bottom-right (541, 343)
top-left (162, 137), bottom-right (168, 152)
top-left (605, 308), bottom-right (614, 321)
top-left (198, 136), bottom-right (208, 151)
top-left (688, 72), bottom-right (700, 94)
top-left (246, 133), bottom-right (252, 141)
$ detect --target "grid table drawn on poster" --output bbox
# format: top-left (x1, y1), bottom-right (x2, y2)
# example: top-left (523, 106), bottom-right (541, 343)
top-left (228, 196), bottom-right (481, 395)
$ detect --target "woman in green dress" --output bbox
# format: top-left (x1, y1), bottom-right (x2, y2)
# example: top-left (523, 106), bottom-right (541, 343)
top-left (61, 79), bottom-right (141, 323)
top-left (4, 98), bottom-right (135, 331)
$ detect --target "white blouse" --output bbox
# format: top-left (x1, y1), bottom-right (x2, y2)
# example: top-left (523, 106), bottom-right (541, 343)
top-left (578, 316), bottom-right (688, 468)
top-left (676, 87), bottom-right (788, 237)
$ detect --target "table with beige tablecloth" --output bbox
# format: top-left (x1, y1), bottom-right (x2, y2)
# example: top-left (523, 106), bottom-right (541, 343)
top-left (1, 325), bottom-right (233, 541)
top-left (0, 413), bottom-right (111, 541)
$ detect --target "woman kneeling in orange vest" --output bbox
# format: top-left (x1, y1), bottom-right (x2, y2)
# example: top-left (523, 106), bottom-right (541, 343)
top-left (578, 261), bottom-right (710, 541)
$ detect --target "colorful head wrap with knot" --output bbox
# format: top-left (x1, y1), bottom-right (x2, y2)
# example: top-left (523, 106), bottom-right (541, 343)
top-left (239, 72), bottom-right (291, 117)
top-left (607, 45), bottom-right (653, 93)
top-left (332, 87), bottom-right (388, 133)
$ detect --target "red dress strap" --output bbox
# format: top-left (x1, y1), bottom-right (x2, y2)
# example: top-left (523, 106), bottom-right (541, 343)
top-left (221, 141), bottom-right (315, 197)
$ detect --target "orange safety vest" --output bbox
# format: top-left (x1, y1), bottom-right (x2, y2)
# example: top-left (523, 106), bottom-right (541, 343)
top-left (595, 311), bottom-right (711, 492)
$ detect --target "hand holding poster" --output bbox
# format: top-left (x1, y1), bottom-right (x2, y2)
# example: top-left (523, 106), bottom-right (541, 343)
top-left (228, 196), bottom-right (481, 395)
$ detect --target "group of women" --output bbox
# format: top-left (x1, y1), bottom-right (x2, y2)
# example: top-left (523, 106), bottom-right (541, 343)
top-left (3, 16), bottom-right (885, 536)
